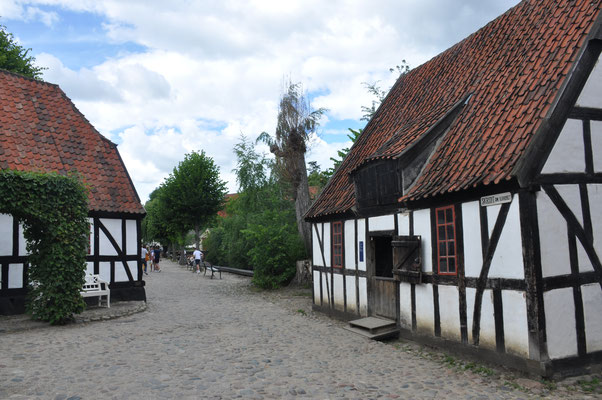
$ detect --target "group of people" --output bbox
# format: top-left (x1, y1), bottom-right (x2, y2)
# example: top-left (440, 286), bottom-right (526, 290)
top-left (141, 246), bottom-right (161, 274)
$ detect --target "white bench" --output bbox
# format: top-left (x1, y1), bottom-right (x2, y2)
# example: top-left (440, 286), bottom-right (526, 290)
top-left (80, 274), bottom-right (110, 308)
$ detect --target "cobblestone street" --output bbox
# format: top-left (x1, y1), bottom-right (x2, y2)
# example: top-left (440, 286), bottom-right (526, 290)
top-left (0, 260), bottom-right (599, 399)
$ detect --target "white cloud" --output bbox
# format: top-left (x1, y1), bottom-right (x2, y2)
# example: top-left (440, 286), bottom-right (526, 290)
top-left (0, 2), bottom-right (59, 26)
top-left (11, 0), bottom-right (520, 202)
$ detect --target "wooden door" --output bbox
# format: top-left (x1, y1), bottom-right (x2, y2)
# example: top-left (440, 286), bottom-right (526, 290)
top-left (368, 236), bottom-right (398, 320)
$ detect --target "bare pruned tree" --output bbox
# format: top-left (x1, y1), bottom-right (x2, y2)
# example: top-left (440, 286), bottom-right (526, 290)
top-left (258, 80), bottom-right (326, 254)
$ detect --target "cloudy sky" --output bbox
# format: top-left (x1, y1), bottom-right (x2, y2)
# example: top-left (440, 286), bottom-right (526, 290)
top-left (1, 0), bottom-right (519, 202)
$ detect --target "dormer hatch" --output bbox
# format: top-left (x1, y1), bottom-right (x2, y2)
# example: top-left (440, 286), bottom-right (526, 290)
top-left (351, 94), bottom-right (471, 211)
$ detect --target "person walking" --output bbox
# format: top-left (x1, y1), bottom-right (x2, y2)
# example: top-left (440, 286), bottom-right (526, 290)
top-left (141, 246), bottom-right (149, 275)
top-left (193, 248), bottom-right (202, 274)
top-left (154, 246), bottom-right (161, 272)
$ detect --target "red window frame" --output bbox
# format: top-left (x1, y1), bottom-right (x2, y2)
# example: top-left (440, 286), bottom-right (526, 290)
top-left (332, 221), bottom-right (343, 268)
top-left (435, 206), bottom-right (457, 275)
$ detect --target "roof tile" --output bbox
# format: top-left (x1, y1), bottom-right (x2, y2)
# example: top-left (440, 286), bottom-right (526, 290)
top-left (0, 70), bottom-right (145, 215)
top-left (307, 0), bottom-right (601, 219)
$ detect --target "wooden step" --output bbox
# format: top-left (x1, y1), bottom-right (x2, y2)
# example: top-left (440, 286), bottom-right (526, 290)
top-left (343, 325), bottom-right (400, 340)
top-left (346, 316), bottom-right (399, 340)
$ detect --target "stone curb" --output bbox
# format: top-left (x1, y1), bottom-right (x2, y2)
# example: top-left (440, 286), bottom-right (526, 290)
top-left (0, 301), bottom-right (147, 334)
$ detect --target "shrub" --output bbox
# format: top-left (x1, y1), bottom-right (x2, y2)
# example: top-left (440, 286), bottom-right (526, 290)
top-left (244, 208), bottom-right (306, 289)
top-left (0, 170), bottom-right (89, 324)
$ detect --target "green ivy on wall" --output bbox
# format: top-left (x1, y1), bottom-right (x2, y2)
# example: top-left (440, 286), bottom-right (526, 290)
top-left (0, 170), bottom-right (90, 324)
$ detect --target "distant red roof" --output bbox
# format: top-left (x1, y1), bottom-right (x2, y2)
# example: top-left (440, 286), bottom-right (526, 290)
top-left (217, 193), bottom-right (238, 217)
top-left (0, 70), bottom-right (145, 215)
top-left (307, 0), bottom-right (602, 220)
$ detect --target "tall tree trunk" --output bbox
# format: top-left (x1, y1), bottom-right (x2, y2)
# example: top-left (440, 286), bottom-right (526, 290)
top-left (179, 243), bottom-right (186, 265)
top-left (194, 223), bottom-right (200, 250)
top-left (294, 154), bottom-right (312, 255)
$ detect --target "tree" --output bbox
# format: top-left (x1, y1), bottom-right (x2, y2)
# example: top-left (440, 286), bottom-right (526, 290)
top-left (361, 60), bottom-right (410, 121)
top-left (258, 81), bottom-right (326, 254)
top-left (327, 128), bottom-right (363, 175)
top-left (204, 136), bottom-right (305, 287)
top-left (163, 151), bottom-right (227, 254)
top-left (0, 24), bottom-right (44, 79)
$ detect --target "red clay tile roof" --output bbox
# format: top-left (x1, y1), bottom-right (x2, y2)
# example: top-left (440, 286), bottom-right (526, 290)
top-left (307, 0), bottom-right (602, 220)
top-left (0, 70), bottom-right (145, 215)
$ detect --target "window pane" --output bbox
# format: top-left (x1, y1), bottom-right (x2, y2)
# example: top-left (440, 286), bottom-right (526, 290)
top-left (446, 208), bottom-right (453, 222)
top-left (448, 242), bottom-right (455, 256)
top-left (439, 258), bottom-right (447, 273)
top-left (447, 225), bottom-right (455, 240)
top-left (438, 226), bottom-right (446, 241)
top-left (439, 242), bottom-right (447, 257)
top-left (437, 209), bottom-right (446, 224)
top-left (448, 257), bottom-right (456, 273)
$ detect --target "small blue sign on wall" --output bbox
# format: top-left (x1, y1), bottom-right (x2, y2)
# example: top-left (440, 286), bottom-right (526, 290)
top-left (359, 241), bottom-right (364, 262)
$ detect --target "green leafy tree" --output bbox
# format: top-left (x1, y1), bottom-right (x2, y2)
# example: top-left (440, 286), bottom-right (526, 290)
top-left (307, 161), bottom-right (329, 189)
top-left (327, 128), bottom-right (363, 176)
top-left (0, 24), bottom-right (44, 79)
top-left (204, 136), bottom-right (306, 288)
top-left (258, 80), bottom-right (326, 255)
top-left (361, 60), bottom-right (410, 121)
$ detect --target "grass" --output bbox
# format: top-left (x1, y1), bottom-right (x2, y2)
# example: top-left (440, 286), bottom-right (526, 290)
top-left (296, 309), bottom-right (307, 316)
top-left (578, 377), bottom-right (600, 393)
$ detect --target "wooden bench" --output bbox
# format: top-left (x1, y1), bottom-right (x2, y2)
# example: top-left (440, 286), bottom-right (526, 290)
top-left (202, 261), bottom-right (221, 279)
top-left (80, 274), bottom-right (110, 308)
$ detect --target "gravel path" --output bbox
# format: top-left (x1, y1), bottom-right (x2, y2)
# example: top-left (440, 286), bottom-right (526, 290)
top-left (0, 259), bottom-right (599, 399)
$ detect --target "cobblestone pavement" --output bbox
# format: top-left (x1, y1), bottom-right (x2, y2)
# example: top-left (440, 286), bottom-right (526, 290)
top-left (0, 260), bottom-right (600, 399)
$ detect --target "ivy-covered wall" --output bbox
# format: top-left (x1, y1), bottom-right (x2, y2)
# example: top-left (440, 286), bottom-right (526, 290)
top-left (0, 170), bottom-right (89, 324)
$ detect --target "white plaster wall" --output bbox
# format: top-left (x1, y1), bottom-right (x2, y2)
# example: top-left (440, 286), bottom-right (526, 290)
top-left (489, 196), bottom-right (524, 279)
top-left (358, 277), bottom-right (368, 316)
top-left (129, 260), bottom-right (139, 281)
top-left (462, 201), bottom-right (483, 278)
top-left (588, 184), bottom-right (602, 270)
top-left (466, 287), bottom-right (497, 351)
top-left (85, 262), bottom-right (94, 276)
top-left (368, 215), bottom-right (395, 232)
top-left (99, 218), bottom-right (122, 256)
top-left (544, 287), bottom-right (578, 359)
top-left (99, 261), bottom-right (111, 283)
top-left (592, 121), bottom-right (602, 172)
top-left (357, 219), bottom-right (366, 272)
top-left (312, 223), bottom-right (322, 266)
top-left (582, 283), bottom-right (602, 353)
top-left (502, 290), bottom-right (529, 358)
top-left (18, 224), bottom-right (27, 256)
top-left (8, 264), bottom-right (23, 288)
top-left (399, 282), bottom-right (412, 330)
top-left (438, 285), bottom-right (461, 341)
top-left (555, 185), bottom-right (594, 273)
top-left (345, 276), bottom-right (356, 313)
top-left (415, 284), bottom-right (434, 335)
top-left (115, 261), bottom-right (130, 282)
top-left (542, 119), bottom-right (586, 173)
top-left (126, 220), bottom-right (137, 256)
top-left (321, 272), bottom-right (331, 307)
top-left (413, 209), bottom-right (432, 273)
top-left (0, 214), bottom-right (12, 256)
top-left (313, 270), bottom-right (321, 304)
top-left (576, 55), bottom-right (602, 108)
top-left (323, 223), bottom-right (331, 268)
top-left (88, 218), bottom-right (94, 256)
top-left (486, 204), bottom-right (501, 237)
top-left (398, 213), bottom-right (410, 236)
top-left (333, 274), bottom-right (344, 311)
top-left (537, 191), bottom-right (571, 277)
top-left (344, 220), bottom-right (355, 270)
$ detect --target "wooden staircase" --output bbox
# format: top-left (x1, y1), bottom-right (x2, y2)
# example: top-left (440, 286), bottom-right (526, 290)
top-left (344, 316), bottom-right (400, 340)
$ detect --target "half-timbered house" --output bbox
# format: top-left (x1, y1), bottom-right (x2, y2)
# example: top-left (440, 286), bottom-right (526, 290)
top-left (0, 70), bottom-right (146, 315)
top-left (306, 0), bottom-right (602, 377)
